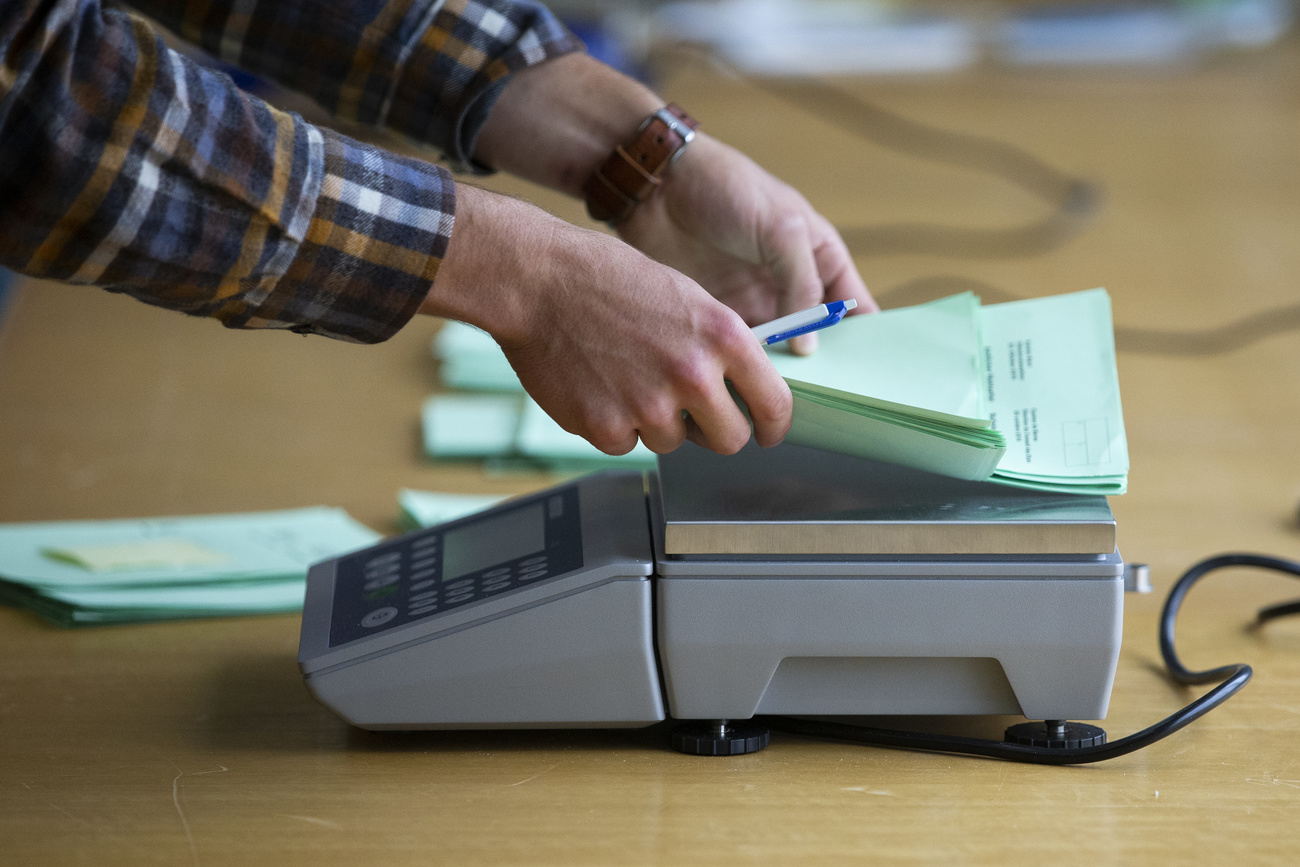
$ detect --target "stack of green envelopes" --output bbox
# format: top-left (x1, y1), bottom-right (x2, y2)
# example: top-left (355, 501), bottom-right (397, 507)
top-left (0, 507), bottom-right (380, 626)
top-left (766, 291), bottom-right (1007, 482)
top-left (397, 489), bottom-right (509, 530)
top-left (421, 392), bottom-right (657, 472)
top-left (429, 288), bottom-right (1128, 494)
top-left (432, 320), bottom-right (522, 391)
top-left (766, 289), bottom-right (1128, 493)
top-left (430, 324), bottom-right (655, 471)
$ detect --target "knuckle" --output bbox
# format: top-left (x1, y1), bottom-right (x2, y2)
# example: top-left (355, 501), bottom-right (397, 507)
top-left (705, 418), bottom-right (751, 456)
top-left (751, 379), bottom-right (793, 423)
top-left (707, 311), bottom-right (757, 359)
top-left (585, 418), bottom-right (635, 456)
top-left (766, 210), bottom-right (810, 251)
top-left (642, 428), bottom-right (686, 455)
top-left (661, 342), bottom-right (717, 401)
top-left (628, 395), bottom-right (686, 451)
top-left (636, 397), bottom-right (683, 432)
top-left (674, 363), bottom-right (715, 403)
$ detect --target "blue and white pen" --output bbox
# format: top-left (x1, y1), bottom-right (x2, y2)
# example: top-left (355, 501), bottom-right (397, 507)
top-left (751, 299), bottom-right (857, 346)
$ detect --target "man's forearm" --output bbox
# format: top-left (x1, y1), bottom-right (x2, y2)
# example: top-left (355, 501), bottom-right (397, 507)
top-left (0, 1), bottom-right (452, 343)
top-left (473, 53), bottom-right (664, 198)
top-left (419, 182), bottom-right (548, 343)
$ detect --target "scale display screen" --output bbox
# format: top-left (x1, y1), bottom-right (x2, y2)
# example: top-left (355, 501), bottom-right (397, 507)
top-left (443, 504), bottom-right (545, 582)
top-left (327, 487), bottom-right (583, 647)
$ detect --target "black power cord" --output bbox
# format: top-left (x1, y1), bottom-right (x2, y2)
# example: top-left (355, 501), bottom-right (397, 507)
top-left (761, 553), bottom-right (1300, 764)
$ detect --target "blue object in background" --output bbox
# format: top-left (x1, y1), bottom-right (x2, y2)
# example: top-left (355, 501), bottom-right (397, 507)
top-left (998, 0), bottom-right (1293, 67)
top-left (562, 17), bottom-right (651, 83)
top-left (217, 63), bottom-right (267, 94)
top-left (0, 267), bottom-right (13, 329)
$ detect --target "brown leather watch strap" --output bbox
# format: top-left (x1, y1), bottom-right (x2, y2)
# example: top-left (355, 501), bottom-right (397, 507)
top-left (583, 103), bottom-right (699, 225)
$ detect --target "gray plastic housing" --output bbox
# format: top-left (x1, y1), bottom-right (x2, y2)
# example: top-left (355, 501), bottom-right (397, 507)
top-left (298, 471), bottom-right (663, 729)
top-left (650, 442), bottom-right (1125, 721)
top-left (651, 494), bottom-right (1125, 721)
top-left (655, 562), bottom-right (1124, 720)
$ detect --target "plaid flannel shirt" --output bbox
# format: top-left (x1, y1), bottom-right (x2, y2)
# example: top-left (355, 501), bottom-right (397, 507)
top-left (0, 1), bottom-right (580, 342)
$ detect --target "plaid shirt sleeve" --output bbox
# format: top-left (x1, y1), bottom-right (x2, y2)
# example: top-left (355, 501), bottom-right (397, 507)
top-left (0, 1), bottom-right (581, 343)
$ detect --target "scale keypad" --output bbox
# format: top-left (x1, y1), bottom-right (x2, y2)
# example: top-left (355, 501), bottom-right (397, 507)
top-left (328, 487), bottom-right (583, 647)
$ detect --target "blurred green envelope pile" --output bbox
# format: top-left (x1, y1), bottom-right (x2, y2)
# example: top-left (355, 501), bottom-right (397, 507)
top-left (0, 507), bottom-right (380, 626)
top-left (429, 289), bottom-right (1128, 494)
top-left (397, 488), bottom-right (509, 530)
top-left (427, 324), bottom-right (656, 472)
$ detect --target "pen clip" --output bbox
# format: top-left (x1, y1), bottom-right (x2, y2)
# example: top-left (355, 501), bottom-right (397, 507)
top-left (761, 300), bottom-right (854, 346)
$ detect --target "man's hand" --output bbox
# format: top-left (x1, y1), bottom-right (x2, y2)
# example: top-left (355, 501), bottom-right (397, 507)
top-left (448, 52), bottom-right (875, 455)
top-left (422, 184), bottom-right (792, 456)
top-left (619, 133), bottom-right (876, 356)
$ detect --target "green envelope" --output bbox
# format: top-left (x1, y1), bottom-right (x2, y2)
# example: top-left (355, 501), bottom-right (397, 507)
top-left (432, 321), bottom-right (522, 391)
top-left (0, 507), bottom-right (381, 626)
top-left (0, 578), bottom-right (310, 626)
top-left (976, 288), bottom-right (1128, 493)
top-left (422, 393), bottom-right (523, 458)
top-left (398, 489), bottom-right (510, 530)
top-left (421, 392), bottom-right (656, 471)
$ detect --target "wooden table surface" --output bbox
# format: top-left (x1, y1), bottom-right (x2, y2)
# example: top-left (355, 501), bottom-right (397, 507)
top-left (4, 41), bottom-right (1300, 867)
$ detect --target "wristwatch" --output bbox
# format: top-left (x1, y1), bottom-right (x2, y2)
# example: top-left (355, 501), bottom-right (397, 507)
top-left (582, 103), bottom-right (699, 225)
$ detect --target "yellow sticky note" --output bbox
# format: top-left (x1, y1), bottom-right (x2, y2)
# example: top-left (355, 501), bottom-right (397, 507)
top-left (42, 538), bottom-right (230, 572)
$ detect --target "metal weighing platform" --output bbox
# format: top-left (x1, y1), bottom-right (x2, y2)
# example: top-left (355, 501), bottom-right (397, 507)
top-left (299, 441), bottom-right (1129, 754)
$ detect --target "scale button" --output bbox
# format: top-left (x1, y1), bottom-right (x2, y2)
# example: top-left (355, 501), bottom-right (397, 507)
top-left (364, 574), bottom-right (400, 591)
top-left (409, 579), bottom-right (436, 592)
top-left (519, 556), bottom-right (547, 568)
top-left (361, 607), bottom-right (398, 628)
top-left (408, 604), bottom-right (438, 617)
top-left (482, 567), bottom-right (511, 579)
top-left (518, 571), bottom-right (548, 583)
top-left (445, 578), bottom-right (474, 592)
top-left (482, 581), bottom-right (511, 594)
top-left (410, 590), bottom-right (439, 603)
top-left (445, 592), bottom-right (474, 606)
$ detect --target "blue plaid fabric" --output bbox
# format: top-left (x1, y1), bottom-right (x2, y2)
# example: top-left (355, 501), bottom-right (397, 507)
top-left (0, 1), bottom-right (580, 343)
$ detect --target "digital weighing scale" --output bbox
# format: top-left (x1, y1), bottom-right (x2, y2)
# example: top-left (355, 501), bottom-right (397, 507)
top-left (299, 441), bottom-right (1132, 754)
